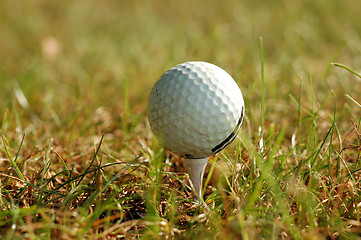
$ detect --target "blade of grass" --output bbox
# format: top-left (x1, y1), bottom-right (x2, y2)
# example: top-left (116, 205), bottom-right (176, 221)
top-left (260, 36), bottom-right (265, 134)
top-left (1, 134), bottom-right (25, 182)
top-left (243, 150), bottom-right (264, 214)
top-left (334, 123), bottom-right (342, 178)
top-left (3, 134), bottom-right (25, 185)
top-left (345, 94), bottom-right (361, 108)
top-left (52, 149), bottom-right (75, 189)
top-left (328, 90), bottom-right (338, 176)
top-left (123, 78), bottom-right (130, 135)
top-left (76, 134), bottom-right (104, 187)
top-left (1, 109), bottom-right (8, 132)
top-left (35, 138), bottom-right (54, 204)
top-left (331, 62), bottom-right (361, 79)
top-left (298, 80), bottom-right (302, 132)
top-left (308, 68), bottom-right (317, 149)
top-left (310, 124), bottom-right (334, 168)
top-left (269, 126), bottom-right (286, 159)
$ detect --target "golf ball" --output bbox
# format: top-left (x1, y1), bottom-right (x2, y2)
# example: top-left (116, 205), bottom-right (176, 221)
top-left (148, 61), bottom-right (245, 159)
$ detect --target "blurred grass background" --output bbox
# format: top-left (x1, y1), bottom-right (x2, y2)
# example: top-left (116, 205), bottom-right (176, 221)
top-left (1, 0), bottom-right (361, 159)
top-left (1, 0), bottom-right (361, 239)
top-left (2, 0), bottom-right (361, 125)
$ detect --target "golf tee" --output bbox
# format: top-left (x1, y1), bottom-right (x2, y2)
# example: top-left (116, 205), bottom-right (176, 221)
top-left (183, 158), bottom-right (208, 200)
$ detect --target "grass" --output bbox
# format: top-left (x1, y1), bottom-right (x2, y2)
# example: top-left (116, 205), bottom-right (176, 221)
top-left (1, 0), bottom-right (361, 239)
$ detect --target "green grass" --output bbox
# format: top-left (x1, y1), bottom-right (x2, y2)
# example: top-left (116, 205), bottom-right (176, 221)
top-left (1, 0), bottom-right (361, 239)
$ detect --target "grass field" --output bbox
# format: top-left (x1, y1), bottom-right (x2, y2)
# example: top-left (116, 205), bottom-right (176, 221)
top-left (1, 0), bottom-right (361, 239)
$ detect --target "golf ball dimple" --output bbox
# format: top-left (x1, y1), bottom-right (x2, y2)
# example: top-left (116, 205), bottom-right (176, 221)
top-left (148, 61), bottom-right (245, 159)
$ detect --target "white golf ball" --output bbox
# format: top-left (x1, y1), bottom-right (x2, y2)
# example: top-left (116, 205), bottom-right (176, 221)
top-left (148, 61), bottom-right (245, 159)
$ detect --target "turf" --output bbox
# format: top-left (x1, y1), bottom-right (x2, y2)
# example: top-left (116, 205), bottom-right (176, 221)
top-left (1, 0), bottom-right (361, 239)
